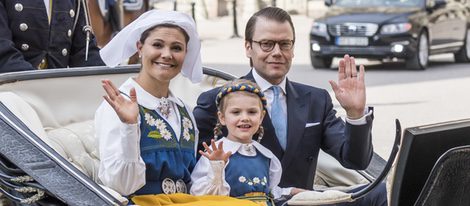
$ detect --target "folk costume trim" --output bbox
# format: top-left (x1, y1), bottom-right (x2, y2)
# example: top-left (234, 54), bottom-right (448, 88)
top-left (238, 176), bottom-right (268, 186)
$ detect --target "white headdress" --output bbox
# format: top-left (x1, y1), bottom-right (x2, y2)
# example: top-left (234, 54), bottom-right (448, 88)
top-left (100, 10), bottom-right (203, 83)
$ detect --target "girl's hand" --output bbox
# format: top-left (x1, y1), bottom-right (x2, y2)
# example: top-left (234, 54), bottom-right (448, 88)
top-left (101, 79), bottom-right (139, 124)
top-left (199, 139), bottom-right (232, 163)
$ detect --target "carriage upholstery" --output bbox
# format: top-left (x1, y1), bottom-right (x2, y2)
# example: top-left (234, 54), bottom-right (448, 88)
top-left (414, 145), bottom-right (470, 206)
top-left (0, 67), bottom-right (368, 204)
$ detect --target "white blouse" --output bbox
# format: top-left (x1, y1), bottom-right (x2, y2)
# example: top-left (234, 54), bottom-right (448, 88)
top-left (96, 77), bottom-right (198, 195)
top-left (190, 137), bottom-right (292, 199)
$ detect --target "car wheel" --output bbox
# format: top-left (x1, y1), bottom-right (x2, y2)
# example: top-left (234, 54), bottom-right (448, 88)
top-left (406, 31), bottom-right (429, 70)
top-left (311, 55), bottom-right (333, 69)
top-left (454, 28), bottom-right (470, 63)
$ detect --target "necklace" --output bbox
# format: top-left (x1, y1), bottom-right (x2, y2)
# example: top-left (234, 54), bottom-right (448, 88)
top-left (157, 97), bottom-right (172, 119)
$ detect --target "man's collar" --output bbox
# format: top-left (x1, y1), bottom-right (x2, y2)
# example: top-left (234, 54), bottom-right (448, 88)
top-left (251, 68), bottom-right (287, 94)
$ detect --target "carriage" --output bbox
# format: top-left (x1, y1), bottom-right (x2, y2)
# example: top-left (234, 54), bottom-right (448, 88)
top-left (0, 66), bottom-right (469, 205)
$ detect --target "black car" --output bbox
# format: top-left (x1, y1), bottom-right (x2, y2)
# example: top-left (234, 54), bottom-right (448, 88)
top-left (309, 0), bottom-right (470, 69)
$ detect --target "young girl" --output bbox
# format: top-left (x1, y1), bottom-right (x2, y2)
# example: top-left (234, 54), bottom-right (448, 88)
top-left (190, 80), bottom-right (304, 205)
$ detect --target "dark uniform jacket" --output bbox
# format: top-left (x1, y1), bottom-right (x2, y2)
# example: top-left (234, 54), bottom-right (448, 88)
top-left (0, 0), bottom-right (104, 73)
top-left (193, 71), bottom-right (374, 189)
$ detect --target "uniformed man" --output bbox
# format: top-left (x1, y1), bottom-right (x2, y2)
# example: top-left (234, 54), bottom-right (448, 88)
top-left (0, 0), bottom-right (105, 73)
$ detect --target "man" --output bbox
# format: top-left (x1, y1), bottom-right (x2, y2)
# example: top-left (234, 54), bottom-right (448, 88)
top-left (0, 0), bottom-right (104, 73)
top-left (193, 7), bottom-right (386, 205)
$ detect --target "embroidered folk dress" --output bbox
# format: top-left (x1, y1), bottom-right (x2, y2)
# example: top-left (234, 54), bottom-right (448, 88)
top-left (135, 103), bottom-right (196, 195)
top-left (225, 151), bottom-right (272, 205)
top-left (190, 138), bottom-right (284, 205)
top-left (96, 77), bottom-right (198, 196)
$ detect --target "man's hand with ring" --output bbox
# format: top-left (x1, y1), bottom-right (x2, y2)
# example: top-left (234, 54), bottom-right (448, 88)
top-left (329, 54), bottom-right (366, 119)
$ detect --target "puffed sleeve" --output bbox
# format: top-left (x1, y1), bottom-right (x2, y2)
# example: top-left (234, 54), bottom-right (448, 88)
top-left (190, 157), bottom-right (231, 196)
top-left (95, 101), bottom-right (146, 196)
top-left (268, 152), bottom-right (295, 199)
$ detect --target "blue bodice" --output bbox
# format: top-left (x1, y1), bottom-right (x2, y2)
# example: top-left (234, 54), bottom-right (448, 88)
top-left (225, 151), bottom-right (271, 197)
top-left (134, 104), bottom-right (196, 195)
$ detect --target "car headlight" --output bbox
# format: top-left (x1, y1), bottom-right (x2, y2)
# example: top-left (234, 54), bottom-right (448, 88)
top-left (380, 23), bottom-right (412, 34)
top-left (311, 22), bottom-right (328, 37)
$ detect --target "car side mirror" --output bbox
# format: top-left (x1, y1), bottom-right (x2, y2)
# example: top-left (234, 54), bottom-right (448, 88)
top-left (324, 0), bottom-right (333, 7)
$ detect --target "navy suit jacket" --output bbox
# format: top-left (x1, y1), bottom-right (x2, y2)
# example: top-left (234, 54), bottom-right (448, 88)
top-left (193, 71), bottom-right (374, 189)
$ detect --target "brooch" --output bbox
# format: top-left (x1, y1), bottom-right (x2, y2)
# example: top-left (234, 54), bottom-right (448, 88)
top-left (158, 97), bottom-right (171, 119)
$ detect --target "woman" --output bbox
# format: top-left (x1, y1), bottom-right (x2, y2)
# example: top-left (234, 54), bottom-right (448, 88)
top-left (95, 9), bottom-right (202, 197)
top-left (96, 10), bottom-right (258, 206)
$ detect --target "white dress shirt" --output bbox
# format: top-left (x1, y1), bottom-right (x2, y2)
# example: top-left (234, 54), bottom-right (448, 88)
top-left (252, 69), bottom-right (288, 120)
top-left (43, 0), bottom-right (50, 18)
top-left (96, 77), bottom-right (199, 195)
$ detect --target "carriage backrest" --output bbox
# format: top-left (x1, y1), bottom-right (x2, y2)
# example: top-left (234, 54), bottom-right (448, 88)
top-left (413, 145), bottom-right (470, 206)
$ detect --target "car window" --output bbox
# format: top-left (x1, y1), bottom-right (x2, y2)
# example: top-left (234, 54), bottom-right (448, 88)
top-left (335, 0), bottom-right (422, 7)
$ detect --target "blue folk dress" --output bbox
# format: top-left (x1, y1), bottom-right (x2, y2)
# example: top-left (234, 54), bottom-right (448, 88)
top-left (133, 103), bottom-right (196, 195)
top-left (225, 150), bottom-right (273, 206)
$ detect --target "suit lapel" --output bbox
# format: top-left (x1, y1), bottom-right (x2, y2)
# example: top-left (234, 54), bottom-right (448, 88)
top-left (281, 80), bottom-right (309, 168)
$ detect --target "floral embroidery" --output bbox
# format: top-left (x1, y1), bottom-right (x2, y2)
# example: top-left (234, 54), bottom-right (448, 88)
top-left (144, 110), bottom-right (194, 142)
top-left (239, 176), bottom-right (247, 183)
top-left (155, 119), bottom-right (165, 130)
top-left (183, 117), bottom-right (193, 130)
top-left (238, 176), bottom-right (267, 186)
top-left (144, 113), bottom-right (154, 126)
top-left (160, 129), bottom-right (172, 141)
top-left (182, 117), bottom-right (194, 141)
top-left (145, 111), bottom-right (172, 141)
top-left (183, 130), bottom-right (191, 141)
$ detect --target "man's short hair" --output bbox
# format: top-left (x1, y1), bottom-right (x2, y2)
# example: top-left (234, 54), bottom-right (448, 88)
top-left (244, 7), bottom-right (296, 42)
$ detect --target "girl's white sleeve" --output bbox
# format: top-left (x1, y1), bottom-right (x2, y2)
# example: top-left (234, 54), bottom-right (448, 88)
top-left (96, 101), bottom-right (146, 196)
top-left (190, 157), bottom-right (230, 196)
top-left (268, 154), bottom-right (293, 199)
